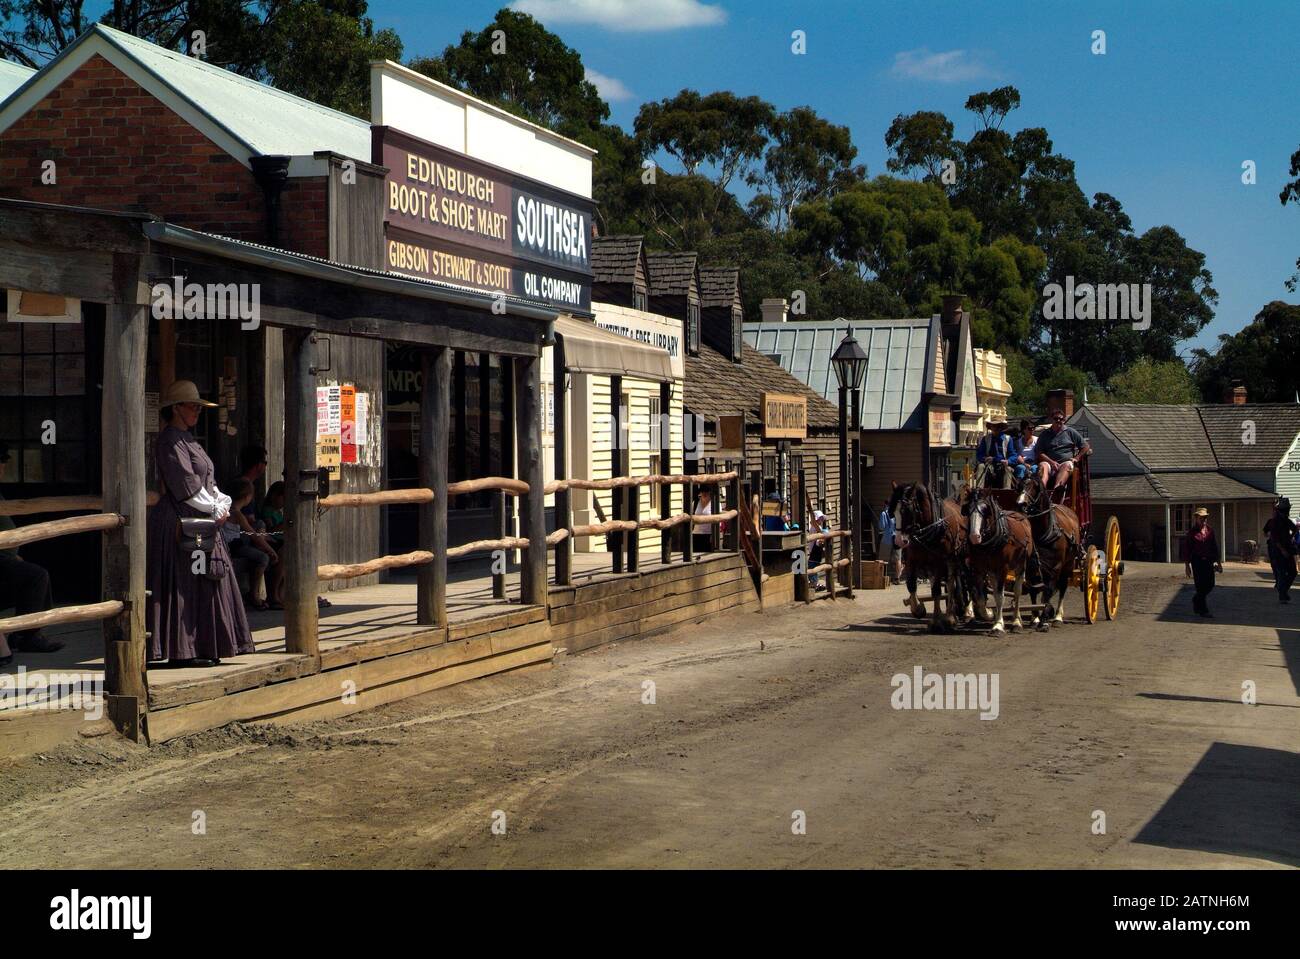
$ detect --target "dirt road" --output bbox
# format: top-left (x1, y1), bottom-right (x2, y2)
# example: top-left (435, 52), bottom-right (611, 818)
top-left (1, 563), bottom-right (1296, 868)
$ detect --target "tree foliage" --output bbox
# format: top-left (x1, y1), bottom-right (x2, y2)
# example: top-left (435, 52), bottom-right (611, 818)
top-left (1192, 300), bottom-right (1300, 403)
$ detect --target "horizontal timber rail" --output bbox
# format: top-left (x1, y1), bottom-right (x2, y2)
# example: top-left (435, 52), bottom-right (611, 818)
top-left (808, 558), bottom-right (853, 576)
top-left (545, 470), bottom-right (737, 494)
top-left (317, 530), bottom-right (570, 582)
top-left (0, 600), bottom-right (124, 636)
top-left (805, 529), bottom-right (851, 545)
top-left (319, 477), bottom-right (529, 509)
top-left (0, 512), bottom-right (125, 551)
top-left (0, 492), bottom-right (159, 517)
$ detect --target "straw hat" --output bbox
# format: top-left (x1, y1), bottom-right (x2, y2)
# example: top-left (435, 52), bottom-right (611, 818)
top-left (160, 379), bottom-right (217, 408)
top-left (1192, 507), bottom-right (1209, 518)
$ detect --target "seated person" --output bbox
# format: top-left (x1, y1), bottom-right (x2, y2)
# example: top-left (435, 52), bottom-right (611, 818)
top-left (260, 481), bottom-right (287, 608)
top-left (1009, 419), bottom-right (1038, 482)
top-left (975, 421), bottom-right (1012, 488)
top-left (223, 477), bottom-right (277, 610)
top-left (1036, 410), bottom-right (1090, 491)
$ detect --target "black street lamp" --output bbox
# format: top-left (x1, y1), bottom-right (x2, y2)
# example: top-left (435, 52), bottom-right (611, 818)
top-left (832, 331), bottom-right (869, 591)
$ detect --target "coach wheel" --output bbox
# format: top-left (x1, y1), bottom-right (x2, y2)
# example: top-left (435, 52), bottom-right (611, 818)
top-left (1083, 545), bottom-right (1101, 624)
top-left (1103, 515), bottom-right (1122, 620)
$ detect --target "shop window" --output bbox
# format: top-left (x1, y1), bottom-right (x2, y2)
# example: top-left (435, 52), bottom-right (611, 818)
top-left (687, 302), bottom-right (700, 355)
top-left (0, 310), bottom-right (88, 484)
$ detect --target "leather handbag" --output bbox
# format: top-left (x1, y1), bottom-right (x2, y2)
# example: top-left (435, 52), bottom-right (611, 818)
top-left (177, 516), bottom-right (230, 581)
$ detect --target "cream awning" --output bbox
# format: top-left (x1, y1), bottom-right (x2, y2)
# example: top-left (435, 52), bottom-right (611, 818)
top-left (555, 315), bottom-right (675, 382)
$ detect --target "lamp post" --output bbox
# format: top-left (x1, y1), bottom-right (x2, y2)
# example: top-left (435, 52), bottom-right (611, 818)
top-left (832, 330), bottom-right (869, 592)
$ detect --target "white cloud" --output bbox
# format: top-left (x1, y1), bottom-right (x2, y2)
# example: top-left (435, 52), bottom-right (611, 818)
top-left (584, 67), bottom-right (633, 101)
top-left (891, 48), bottom-right (995, 83)
top-left (511, 0), bottom-right (727, 32)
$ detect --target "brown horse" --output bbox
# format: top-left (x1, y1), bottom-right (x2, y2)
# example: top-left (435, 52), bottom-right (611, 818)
top-left (1016, 475), bottom-right (1082, 628)
top-left (966, 492), bottom-right (1034, 633)
top-left (891, 482), bottom-right (969, 632)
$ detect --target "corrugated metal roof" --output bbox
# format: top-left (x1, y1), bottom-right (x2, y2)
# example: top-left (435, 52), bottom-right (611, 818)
top-left (0, 59), bottom-right (36, 102)
top-left (744, 318), bottom-right (932, 431)
top-left (93, 24), bottom-right (371, 160)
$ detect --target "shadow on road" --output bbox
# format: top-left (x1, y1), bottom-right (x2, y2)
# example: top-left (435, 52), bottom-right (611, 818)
top-left (1156, 580), bottom-right (1300, 695)
top-left (1132, 741), bottom-right (1300, 867)
top-left (1137, 691), bottom-right (1300, 710)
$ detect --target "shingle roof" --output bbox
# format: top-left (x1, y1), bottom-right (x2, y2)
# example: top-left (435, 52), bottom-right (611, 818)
top-left (646, 251), bottom-right (698, 297)
top-left (685, 342), bottom-right (840, 429)
top-left (1091, 471), bottom-right (1273, 502)
top-left (591, 235), bottom-right (643, 285)
top-left (698, 266), bottom-right (739, 307)
top-left (1085, 402), bottom-right (1300, 471)
top-left (0, 59), bottom-right (36, 102)
top-left (745, 318), bottom-right (932, 431)
top-left (1197, 404), bottom-right (1300, 469)
top-left (1083, 404), bottom-right (1219, 470)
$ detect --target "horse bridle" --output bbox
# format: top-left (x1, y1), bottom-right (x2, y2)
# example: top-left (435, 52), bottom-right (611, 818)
top-left (899, 484), bottom-right (953, 548)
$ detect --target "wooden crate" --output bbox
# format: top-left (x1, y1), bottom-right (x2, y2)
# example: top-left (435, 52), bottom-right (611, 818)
top-left (860, 560), bottom-right (887, 589)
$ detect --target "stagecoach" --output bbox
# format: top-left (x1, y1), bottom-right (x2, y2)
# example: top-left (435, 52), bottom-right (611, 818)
top-left (973, 451), bottom-right (1123, 622)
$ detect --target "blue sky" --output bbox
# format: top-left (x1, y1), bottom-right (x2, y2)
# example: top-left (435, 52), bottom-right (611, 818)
top-left (385, 0), bottom-right (1296, 355)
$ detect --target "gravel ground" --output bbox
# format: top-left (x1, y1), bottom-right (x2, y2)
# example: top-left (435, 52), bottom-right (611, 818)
top-left (0, 562), bottom-right (1296, 869)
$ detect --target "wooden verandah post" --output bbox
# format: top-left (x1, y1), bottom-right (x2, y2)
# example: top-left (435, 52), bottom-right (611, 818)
top-left (516, 354), bottom-right (547, 606)
top-left (418, 347), bottom-right (451, 626)
top-left (282, 328), bottom-right (319, 659)
top-left (553, 337), bottom-right (572, 587)
top-left (102, 268), bottom-right (149, 739)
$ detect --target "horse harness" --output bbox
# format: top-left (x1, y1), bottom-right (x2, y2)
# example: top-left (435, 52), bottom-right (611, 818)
top-left (907, 486), bottom-right (959, 552)
top-left (970, 496), bottom-right (1029, 554)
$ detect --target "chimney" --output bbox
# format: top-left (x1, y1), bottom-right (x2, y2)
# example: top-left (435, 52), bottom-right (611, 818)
top-left (250, 154), bottom-right (291, 247)
top-left (760, 297), bottom-right (788, 324)
top-left (1046, 388), bottom-right (1075, 420)
top-left (941, 294), bottom-right (964, 326)
top-left (1222, 382), bottom-right (1247, 405)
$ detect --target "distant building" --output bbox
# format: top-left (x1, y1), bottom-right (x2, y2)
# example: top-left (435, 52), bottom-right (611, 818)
top-left (972, 348), bottom-right (1012, 442)
top-left (1069, 386), bottom-right (1300, 561)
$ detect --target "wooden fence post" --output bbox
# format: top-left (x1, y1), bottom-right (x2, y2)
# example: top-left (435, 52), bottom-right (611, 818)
top-left (516, 354), bottom-right (547, 606)
top-left (492, 490), bottom-right (507, 599)
top-left (683, 479), bottom-right (694, 563)
top-left (660, 381), bottom-right (672, 565)
top-left (627, 482), bottom-right (639, 573)
top-left (417, 346), bottom-right (450, 627)
top-left (282, 328), bottom-right (319, 658)
top-left (102, 275), bottom-right (148, 738)
top-left (610, 374), bottom-right (623, 574)
top-left (798, 467), bottom-right (810, 604)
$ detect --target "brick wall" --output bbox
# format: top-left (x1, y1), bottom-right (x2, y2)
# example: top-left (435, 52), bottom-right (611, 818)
top-left (0, 53), bottom-right (327, 256)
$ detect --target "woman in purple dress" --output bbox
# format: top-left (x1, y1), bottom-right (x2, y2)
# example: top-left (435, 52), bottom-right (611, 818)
top-left (146, 380), bottom-right (254, 667)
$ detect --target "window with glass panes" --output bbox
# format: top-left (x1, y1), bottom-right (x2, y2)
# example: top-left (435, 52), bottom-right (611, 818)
top-left (687, 301), bottom-right (700, 354)
top-left (0, 308), bottom-right (90, 485)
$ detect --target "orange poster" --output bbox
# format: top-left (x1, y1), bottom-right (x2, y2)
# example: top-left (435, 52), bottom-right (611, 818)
top-left (340, 384), bottom-right (357, 464)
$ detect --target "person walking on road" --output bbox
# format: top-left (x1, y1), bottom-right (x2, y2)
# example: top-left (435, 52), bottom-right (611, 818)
top-left (1263, 497), bottom-right (1298, 603)
top-left (1181, 507), bottom-right (1222, 617)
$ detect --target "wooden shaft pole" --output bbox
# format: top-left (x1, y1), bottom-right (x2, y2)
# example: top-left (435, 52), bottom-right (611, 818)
top-left (516, 354), bottom-right (547, 606)
top-left (553, 337), bottom-right (572, 587)
top-left (101, 281), bottom-right (148, 734)
top-left (417, 347), bottom-right (451, 627)
top-left (282, 328), bottom-right (319, 658)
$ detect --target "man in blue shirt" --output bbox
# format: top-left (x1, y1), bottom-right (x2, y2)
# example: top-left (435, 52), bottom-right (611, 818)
top-left (975, 419), bottom-right (1012, 488)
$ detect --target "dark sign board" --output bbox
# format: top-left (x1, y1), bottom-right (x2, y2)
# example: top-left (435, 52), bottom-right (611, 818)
top-left (373, 126), bottom-right (594, 314)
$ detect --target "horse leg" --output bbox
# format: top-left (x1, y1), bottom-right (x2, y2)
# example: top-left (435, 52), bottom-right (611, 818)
top-left (1052, 565), bottom-right (1069, 624)
top-left (1011, 568), bottom-right (1025, 630)
top-left (990, 565), bottom-right (1006, 633)
top-left (928, 569), bottom-right (945, 632)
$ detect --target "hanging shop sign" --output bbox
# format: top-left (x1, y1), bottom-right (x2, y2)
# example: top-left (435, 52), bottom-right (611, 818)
top-left (760, 392), bottom-right (807, 442)
top-left (374, 126), bottom-right (594, 314)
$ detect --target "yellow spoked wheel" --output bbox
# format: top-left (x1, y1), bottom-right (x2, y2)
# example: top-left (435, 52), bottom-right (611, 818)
top-left (1103, 515), bottom-right (1122, 620)
top-left (1083, 544), bottom-right (1102, 623)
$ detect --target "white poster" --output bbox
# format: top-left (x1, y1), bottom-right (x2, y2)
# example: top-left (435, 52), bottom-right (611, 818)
top-left (355, 393), bottom-right (369, 446)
